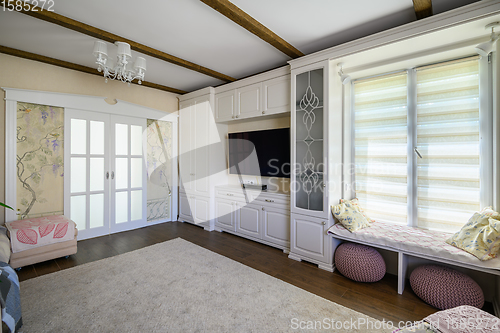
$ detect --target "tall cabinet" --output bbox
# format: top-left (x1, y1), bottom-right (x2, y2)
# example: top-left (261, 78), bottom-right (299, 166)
top-left (288, 61), bottom-right (336, 272)
top-left (178, 88), bottom-right (228, 230)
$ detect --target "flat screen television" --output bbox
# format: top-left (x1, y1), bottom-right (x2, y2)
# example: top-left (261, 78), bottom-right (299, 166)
top-left (228, 128), bottom-right (290, 178)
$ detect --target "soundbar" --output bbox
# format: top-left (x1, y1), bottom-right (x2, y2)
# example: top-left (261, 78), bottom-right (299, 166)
top-left (241, 184), bottom-right (267, 191)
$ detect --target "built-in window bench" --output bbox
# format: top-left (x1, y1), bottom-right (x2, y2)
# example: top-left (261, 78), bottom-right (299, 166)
top-left (327, 222), bottom-right (500, 316)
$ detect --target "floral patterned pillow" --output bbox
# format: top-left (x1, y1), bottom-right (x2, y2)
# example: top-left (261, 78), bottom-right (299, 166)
top-left (340, 198), bottom-right (375, 223)
top-left (331, 201), bottom-right (371, 232)
top-left (446, 210), bottom-right (500, 261)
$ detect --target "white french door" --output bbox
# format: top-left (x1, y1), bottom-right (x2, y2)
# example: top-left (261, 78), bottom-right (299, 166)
top-left (110, 115), bottom-right (147, 233)
top-left (64, 109), bottom-right (146, 240)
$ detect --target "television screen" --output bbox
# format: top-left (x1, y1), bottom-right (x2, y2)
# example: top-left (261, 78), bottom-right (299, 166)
top-left (228, 128), bottom-right (290, 178)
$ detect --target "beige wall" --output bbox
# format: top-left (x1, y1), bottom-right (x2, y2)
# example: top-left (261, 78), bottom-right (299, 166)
top-left (0, 53), bottom-right (179, 223)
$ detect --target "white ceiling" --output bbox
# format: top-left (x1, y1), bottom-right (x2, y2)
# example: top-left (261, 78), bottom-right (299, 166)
top-left (0, 0), bottom-right (482, 93)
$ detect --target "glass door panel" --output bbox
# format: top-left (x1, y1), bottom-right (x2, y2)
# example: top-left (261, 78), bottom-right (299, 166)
top-left (294, 69), bottom-right (324, 213)
top-left (110, 115), bottom-right (147, 233)
top-left (70, 195), bottom-right (86, 231)
top-left (65, 109), bottom-right (109, 240)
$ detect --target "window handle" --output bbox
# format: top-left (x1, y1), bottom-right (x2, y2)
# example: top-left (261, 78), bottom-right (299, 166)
top-left (414, 147), bottom-right (423, 159)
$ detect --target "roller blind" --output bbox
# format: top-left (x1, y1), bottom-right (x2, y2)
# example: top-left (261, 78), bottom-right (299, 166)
top-left (353, 72), bottom-right (408, 224)
top-left (416, 58), bottom-right (480, 232)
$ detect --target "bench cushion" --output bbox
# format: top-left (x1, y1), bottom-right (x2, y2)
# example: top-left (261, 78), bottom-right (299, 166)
top-left (327, 221), bottom-right (500, 271)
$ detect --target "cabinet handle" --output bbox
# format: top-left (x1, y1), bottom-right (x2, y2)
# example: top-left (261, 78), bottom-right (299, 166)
top-left (232, 116), bottom-right (235, 119)
top-left (262, 207), bottom-right (265, 211)
top-left (106, 172), bottom-right (109, 180)
top-left (111, 171), bottom-right (114, 179)
top-left (235, 115), bottom-right (239, 118)
top-left (226, 193), bottom-right (233, 196)
top-left (264, 199), bottom-right (274, 203)
top-left (262, 111), bottom-right (265, 115)
top-left (322, 221), bottom-right (326, 225)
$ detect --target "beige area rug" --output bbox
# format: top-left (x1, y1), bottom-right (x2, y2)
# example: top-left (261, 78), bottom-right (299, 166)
top-left (20, 238), bottom-right (393, 332)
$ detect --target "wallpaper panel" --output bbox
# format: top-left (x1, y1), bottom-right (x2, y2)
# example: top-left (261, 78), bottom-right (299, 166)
top-left (146, 119), bottom-right (172, 221)
top-left (16, 102), bottom-right (64, 219)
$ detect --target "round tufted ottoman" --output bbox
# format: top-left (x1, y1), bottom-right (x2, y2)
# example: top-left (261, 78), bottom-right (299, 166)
top-left (334, 242), bottom-right (386, 282)
top-left (410, 265), bottom-right (484, 310)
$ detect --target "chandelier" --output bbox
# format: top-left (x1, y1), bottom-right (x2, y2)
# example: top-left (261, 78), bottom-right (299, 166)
top-left (93, 41), bottom-right (147, 85)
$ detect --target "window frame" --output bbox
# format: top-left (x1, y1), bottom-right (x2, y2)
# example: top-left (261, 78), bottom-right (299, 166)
top-left (348, 55), bottom-right (494, 231)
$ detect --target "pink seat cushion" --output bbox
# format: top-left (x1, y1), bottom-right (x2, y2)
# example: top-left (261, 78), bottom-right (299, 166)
top-left (424, 305), bottom-right (500, 333)
top-left (410, 265), bottom-right (484, 310)
top-left (334, 242), bottom-right (386, 282)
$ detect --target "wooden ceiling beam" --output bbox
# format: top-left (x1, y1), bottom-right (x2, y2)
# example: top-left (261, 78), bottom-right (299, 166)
top-left (413, 0), bottom-right (433, 20)
top-left (17, 3), bottom-right (236, 83)
top-left (0, 45), bottom-right (187, 94)
top-left (200, 0), bottom-right (304, 59)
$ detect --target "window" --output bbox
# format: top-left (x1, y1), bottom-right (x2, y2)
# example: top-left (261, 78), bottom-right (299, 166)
top-left (353, 72), bottom-right (408, 224)
top-left (352, 56), bottom-right (491, 232)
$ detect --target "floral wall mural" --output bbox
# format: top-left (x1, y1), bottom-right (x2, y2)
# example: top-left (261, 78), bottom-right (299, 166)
top-left (16, 102), bottom-right (64, 219)
top-left (146, 119), bottom-right (172, 221)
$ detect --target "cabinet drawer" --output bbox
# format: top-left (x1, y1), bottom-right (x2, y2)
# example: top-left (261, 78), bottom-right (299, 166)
top-left (215, 188), bottom-right (247, 201)
top-left (251, 193), bottom-right (289, 207)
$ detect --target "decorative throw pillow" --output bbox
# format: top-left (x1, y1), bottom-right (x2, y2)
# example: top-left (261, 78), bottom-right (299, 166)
top-left (340, 198), bottom-right (375, 223)
top-left (331, 201), bottom-right (370, 232)
top-left (480, 206), bottom-right (500, 219)
top-left (446, 210), bottom-right (500, 261)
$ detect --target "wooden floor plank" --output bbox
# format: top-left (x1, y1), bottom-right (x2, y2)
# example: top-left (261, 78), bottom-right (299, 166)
top-left (17, 221), bottom-right (494, 323)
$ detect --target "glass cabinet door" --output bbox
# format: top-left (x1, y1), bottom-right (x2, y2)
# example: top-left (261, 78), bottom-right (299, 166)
top-left (294, 68), bottom-right (325, 214)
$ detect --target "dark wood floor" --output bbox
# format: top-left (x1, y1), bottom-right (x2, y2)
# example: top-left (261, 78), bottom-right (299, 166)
top-left (18, 221), bottom-right (493, 323)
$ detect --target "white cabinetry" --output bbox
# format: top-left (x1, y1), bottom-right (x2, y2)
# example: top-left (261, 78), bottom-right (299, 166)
top-left (237, 82), bottom-right (262, 119)
top-left (262, 206), bottom-right (290, 248)
top-left (215, 89), bottom-right (236, 122)
top-left (179, 192), bottom-right (192, 221)
top-left (214, 186), bottom-right (290, 251)
top-left (214, 198), bottom-right (236, 231)
top-left (178, 88), bottom-right (228, 230)
top-left (262, 74), bottom-right (290, 116)
top-left (289, 215), bottom-right (329, 266)
top-left (214, 66), bottom-right (290, 122)
top-left (236, 203), bottom-right (261, 238)
top-left (288, 61), bottom-right (335, 272)
top-left (179, 192), bottom-right (210, 225)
